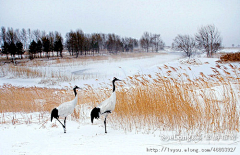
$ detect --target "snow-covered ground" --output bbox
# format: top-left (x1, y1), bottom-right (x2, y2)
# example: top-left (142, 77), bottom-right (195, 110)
top-left (1, 120), bottom-right (239, 155)
top-left (1, 49), bottom-right (240, 155)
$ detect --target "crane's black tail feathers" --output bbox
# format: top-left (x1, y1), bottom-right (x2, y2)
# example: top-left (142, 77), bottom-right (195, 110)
top-left (91, 107), bottom-right (100, 123)
top-left (51, 108), bottom-right (59, 122)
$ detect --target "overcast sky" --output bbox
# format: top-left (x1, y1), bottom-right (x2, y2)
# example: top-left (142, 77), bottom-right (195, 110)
top-left (0, 0), bottom-right (239, 46)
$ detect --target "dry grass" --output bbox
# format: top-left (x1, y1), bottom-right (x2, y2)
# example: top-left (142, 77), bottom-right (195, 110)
top-left (0, 63), bottom-right (239, 134)
top-left (0, 85), bottom-right (84, 125)
top-left (0, 85), bottom-right (71, 113)
top-left (110, 64), bottom-right (240, 134)
top-left (220, 52), bottom-right (240, 62)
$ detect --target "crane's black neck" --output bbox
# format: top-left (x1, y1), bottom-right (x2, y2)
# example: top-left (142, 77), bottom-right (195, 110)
top-left (112, 78), bottom-right (120, 92)
top-left (73, 88), bottom-right (77, 97)
top-left (112, 80), bottom-right (116, 92)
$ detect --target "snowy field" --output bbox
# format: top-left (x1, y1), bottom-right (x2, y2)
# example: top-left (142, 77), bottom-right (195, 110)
top-left (1, 48), bottom-right (240, 155)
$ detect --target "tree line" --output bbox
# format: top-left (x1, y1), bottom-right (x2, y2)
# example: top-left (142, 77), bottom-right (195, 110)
top-left (0, 24), bottom-right (223, 60)
top-left (0, 27), bottom-right (166, 60)
top-left (65, 30), bottom-right (139, 57)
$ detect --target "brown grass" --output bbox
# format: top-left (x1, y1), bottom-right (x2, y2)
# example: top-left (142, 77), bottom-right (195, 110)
top-left (0, 84), bottom-right (71, 113)
top-left (220, 52), bottom-right (240, 62)
top-left (111, 64), bottom-right (240, 134)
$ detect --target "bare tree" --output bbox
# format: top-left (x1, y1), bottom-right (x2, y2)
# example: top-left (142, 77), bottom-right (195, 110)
top-left (33, 29), bottom-right (41, 42)
top-left (1, 26), bottom-right (7, 46)
top-left (140, 32), bottom-right (165, 52)
top-left (27, 28), bottom-right (33, 48)
top-left (195, 25), bottom-right (222, 57)
top-left (20, 28), bottom-right (27, 49)
top-left (100, 34), bottom-right (106, 50)
top-left (6, 27), bottom-right (17, 44)
top-left (65, 31), bottom-right (75, 56)
top-left (41, 30), bottom-right (46, 39)
top-left (49, 32), bottom-right (55, 56)
top-left (65, 29), bottom-right (85, 57)
top-left (173, 34), bottom-right (196, 58)
top-left (151, 34), bottom-right (165, 52)
top-left (97, 34), bottom-right (103, 52)
top-left (106, 33), bottom-right (121, 53)
top-left (15, 29), bottom-right (21, 42)
top-left (83, 34), bottom-right (91, 55)
top-left (54, 32), bottom-right (63, 57)
top-left (122, 37), bottom-right (137, 52)
top-left (75, 29), bottom-right (85, 56)
top-left (140, 32), bottom-right (151, 52)
top-left (90, 33), bottom-right (100, 55)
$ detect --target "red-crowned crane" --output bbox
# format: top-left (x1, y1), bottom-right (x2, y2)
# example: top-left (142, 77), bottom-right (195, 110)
top-left (51, 86), bottom-right (81, 133)
top-left (90, 77), bottom-right (121, 133)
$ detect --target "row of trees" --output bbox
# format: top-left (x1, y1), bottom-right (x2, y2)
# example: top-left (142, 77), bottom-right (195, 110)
top-left (65, 31), bottom-right (165, 57)
top-left (65, 30), bottom-right (139, 57)
top-left (0, 27), bottom-right (64, 59)
top-left (172, 25), bottom-right (222, 57)
top-left (0, 27), bottom-right (142, 59)
top-left (1, 41), bottom-right (24, 59)
top-left (1, 24), bottom-right (223, 60)
top-left (28, 35), bottom-right (63, 59)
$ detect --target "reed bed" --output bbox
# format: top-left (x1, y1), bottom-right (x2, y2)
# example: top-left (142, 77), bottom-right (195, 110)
top-left (0, 84), bottom-right (68, 113)
top-left (0, 85), bottom-right (83, 125)
top-left (0, 63), bottom-right (239, 135)
top-left (110, 64), bottom-right (240, 134)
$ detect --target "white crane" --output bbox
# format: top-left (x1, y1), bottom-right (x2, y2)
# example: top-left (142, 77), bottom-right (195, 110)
top-left (51, 85), bottom-right (81, 133)
top-left (90, 77), bottom-right (121, 133)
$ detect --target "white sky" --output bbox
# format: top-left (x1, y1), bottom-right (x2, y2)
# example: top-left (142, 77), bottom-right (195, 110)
top-left (0, 0), bottom-right (239, 46)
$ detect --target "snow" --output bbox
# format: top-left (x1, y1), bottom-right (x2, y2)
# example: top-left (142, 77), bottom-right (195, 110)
top-left (1, 112), bottom-right (239, 155)
top-left (0, 121), bottom-right (150, 155)
top-left (1, 49), bottom-right (240, 154)
top-left (1, 118), bottom-right (239, 155)
top-left (218, 47), bottom-right (240, 53)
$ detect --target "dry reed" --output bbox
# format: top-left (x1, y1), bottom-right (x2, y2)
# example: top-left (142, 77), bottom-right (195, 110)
top-left (220, 52), bottom-right (240, 62)
top-left (110, 64), bottom-right (240, 134)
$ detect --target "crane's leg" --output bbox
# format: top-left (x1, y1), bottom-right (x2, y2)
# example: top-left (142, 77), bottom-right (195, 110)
top-left (56, 118), bottom-right (65, 132)
top-left (103, 113), bottom-right (110, 134)
top-left (104, 117), bottom-right (107, 133)
top-left (64, 117), bottom-right (66, 133)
